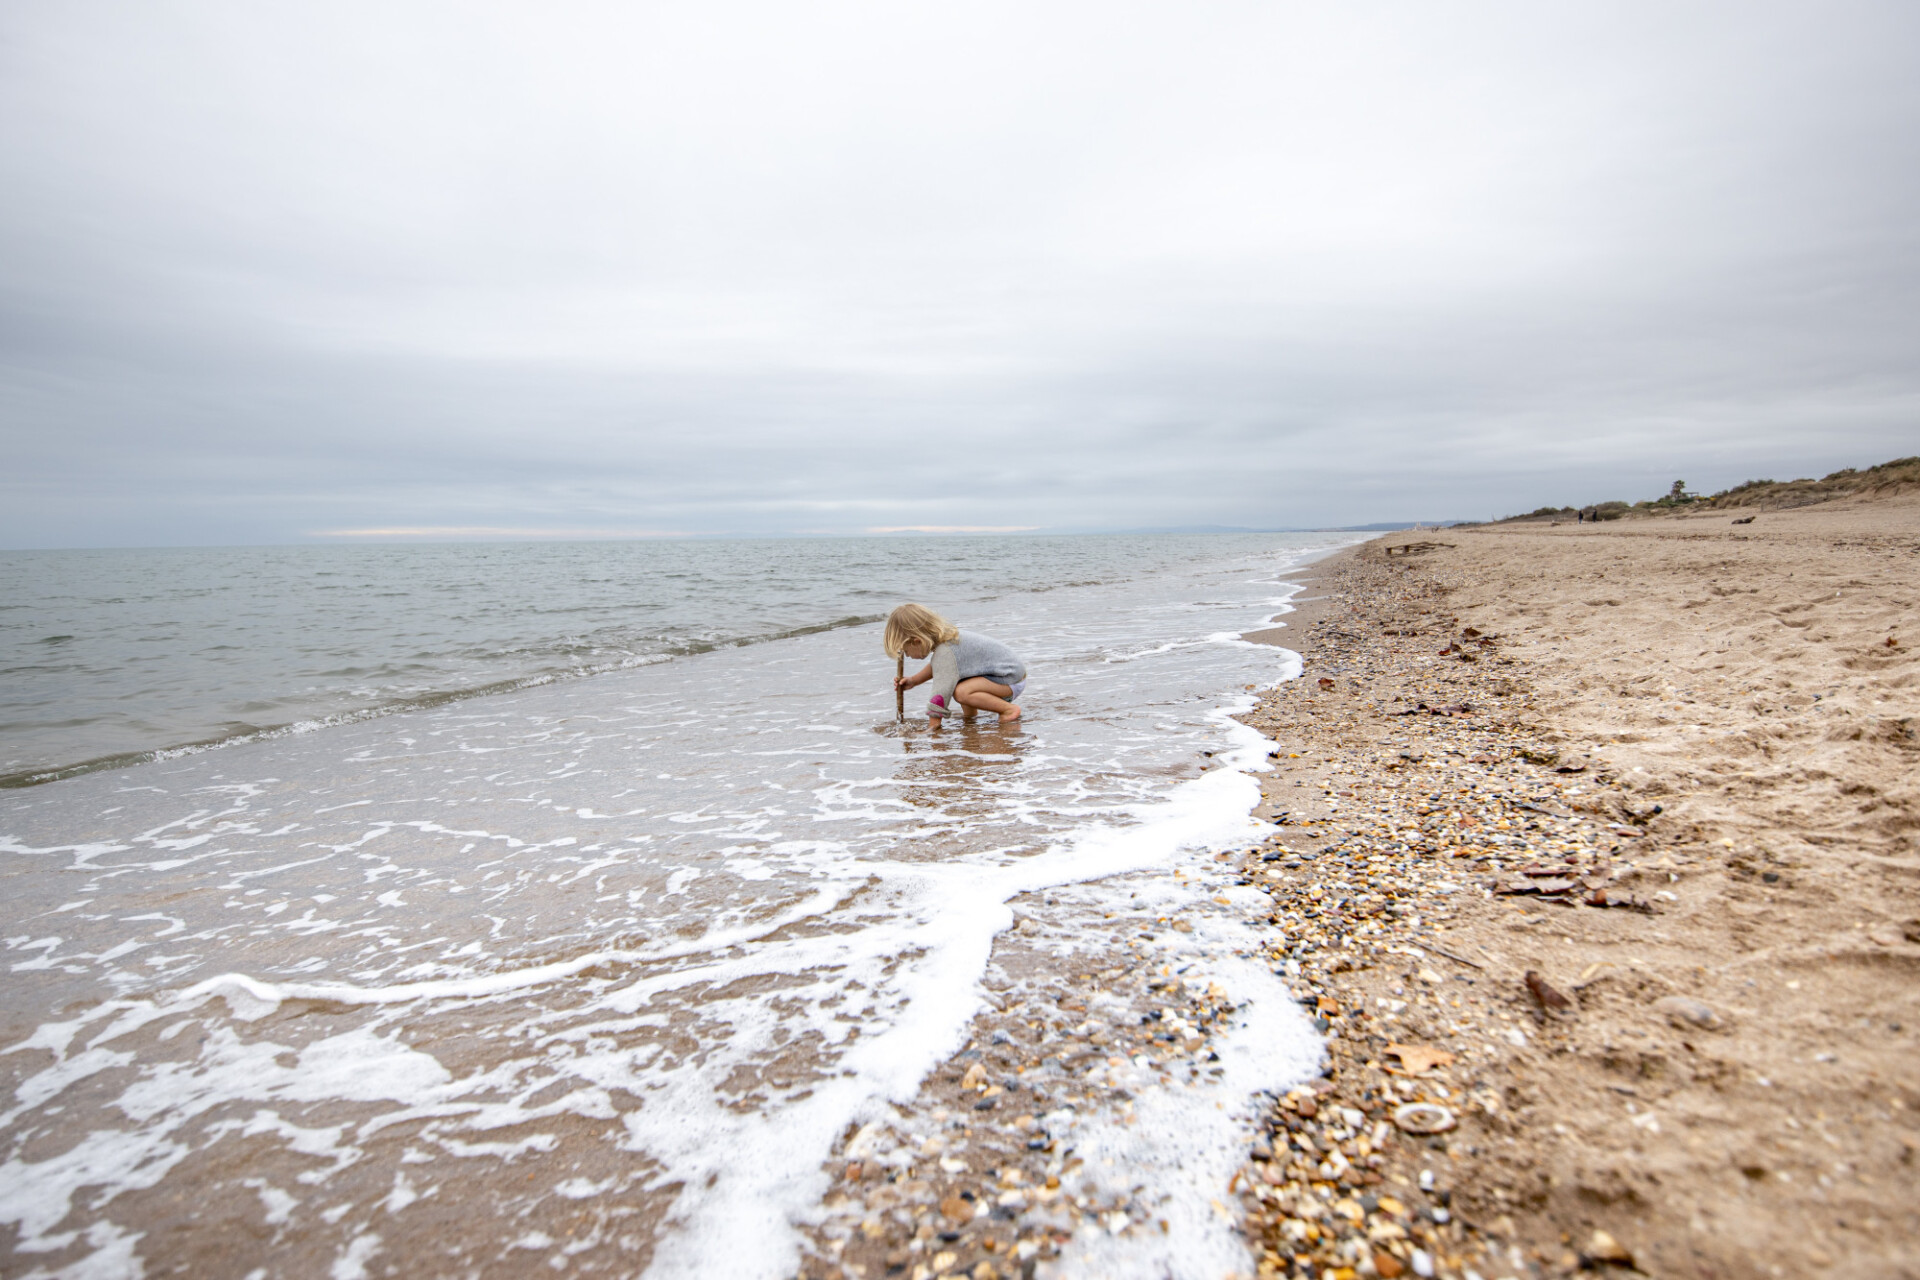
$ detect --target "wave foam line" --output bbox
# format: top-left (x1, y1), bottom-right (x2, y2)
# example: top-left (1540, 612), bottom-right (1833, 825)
top-left (181, 881), bottom-right (856, 1018)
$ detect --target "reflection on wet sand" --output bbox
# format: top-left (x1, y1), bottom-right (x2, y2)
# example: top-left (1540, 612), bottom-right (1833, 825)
top-left (890, 720), bottom-right (1028, 823)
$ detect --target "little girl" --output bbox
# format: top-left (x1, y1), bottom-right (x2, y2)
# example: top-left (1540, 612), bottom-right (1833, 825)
top-left (884, 603), bottom-right (1027, 724)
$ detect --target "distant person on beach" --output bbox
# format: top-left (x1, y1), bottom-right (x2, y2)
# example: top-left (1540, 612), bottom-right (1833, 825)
top-left (884, 603), bottom-right (1027, 724)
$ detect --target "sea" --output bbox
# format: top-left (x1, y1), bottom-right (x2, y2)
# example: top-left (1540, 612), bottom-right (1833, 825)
top-left (0, 533), bottom-right (1360, 1279)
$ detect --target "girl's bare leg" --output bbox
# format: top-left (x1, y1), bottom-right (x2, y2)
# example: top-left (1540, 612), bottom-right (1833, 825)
top-left (955, 677), bottom-right (1021, 722)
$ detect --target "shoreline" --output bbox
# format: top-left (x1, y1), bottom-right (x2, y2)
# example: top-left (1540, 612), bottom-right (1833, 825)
top-left (788, 550), bottom-right (1349, 1280)
top-left (815, 498), bottom-right (1918, 1280)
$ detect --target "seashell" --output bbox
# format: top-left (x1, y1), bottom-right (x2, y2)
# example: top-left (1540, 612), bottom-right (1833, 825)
top-left (1392, 1102), bottom-right (1456, 1135)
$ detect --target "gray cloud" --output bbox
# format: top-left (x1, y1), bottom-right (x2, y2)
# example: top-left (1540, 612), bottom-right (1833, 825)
top-left (3, 1), bottom-right (1918, 545)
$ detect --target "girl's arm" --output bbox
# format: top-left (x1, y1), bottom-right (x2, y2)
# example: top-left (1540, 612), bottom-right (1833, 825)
top-left (923, 644), bottom-right (960, 718)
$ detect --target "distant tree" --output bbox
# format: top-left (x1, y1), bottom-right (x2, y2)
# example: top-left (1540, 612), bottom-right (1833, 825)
top-left (1651, 480), bottom-right (1698, 507)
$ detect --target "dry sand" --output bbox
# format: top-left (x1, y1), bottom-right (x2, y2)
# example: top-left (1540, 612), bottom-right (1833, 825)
top-left (802, 494), bottom-right (1917, 1280)
top-left (1232, 494), bottom-right (1917, 1280)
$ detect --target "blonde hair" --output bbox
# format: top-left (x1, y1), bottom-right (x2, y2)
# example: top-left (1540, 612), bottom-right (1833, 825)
top-left (884, 603), bottom-right (959, 658)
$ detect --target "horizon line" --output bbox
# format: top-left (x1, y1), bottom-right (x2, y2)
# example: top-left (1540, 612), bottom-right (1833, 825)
top-left (863, 524), bottom-right (1043, 534)
top-left (313, 526), bottom-right (697, 539)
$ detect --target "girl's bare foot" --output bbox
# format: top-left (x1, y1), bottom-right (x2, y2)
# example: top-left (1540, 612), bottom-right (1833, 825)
top-left (999, 706), bottom-right (1022, 722)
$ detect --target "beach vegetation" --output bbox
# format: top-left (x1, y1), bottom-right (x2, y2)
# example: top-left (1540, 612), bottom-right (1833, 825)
top-left (1636, 479), bottom-right (1698, 510)
top-left (1492, 500), bottom-right (1631, 523)
top-left (1697, 454), bottom-right (1920, 510)
top-left (1489, 455), bottom-right (1919, 524)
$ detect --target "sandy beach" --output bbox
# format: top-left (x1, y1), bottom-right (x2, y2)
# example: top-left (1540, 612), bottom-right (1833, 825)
top-left (1228, 494), bottom-right (1918, 1279)
top-left (802, 493), bottom-right (1918, 1280)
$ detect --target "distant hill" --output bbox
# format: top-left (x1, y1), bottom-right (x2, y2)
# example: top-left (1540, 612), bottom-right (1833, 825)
top-left (1329, 521), bottom-right (1472, 532)
top-left (1033, 522), bottom-right (1470, 535)
top-left (1696, 457), bottom-right (1920, 510)
top-left (1475, 455), bottom-right (1919, 524)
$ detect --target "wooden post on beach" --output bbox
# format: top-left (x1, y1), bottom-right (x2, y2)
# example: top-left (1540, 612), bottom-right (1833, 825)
top-left (896, 654), bottom-right (905, 721)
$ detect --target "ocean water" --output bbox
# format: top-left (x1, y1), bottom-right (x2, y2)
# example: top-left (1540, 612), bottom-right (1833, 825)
top-left (3, 538), bottom-right (1155, 787)
top-left (0, 533), bottom-right (1357, 1279)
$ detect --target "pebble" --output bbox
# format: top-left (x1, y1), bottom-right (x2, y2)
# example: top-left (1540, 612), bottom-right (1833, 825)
top-left (1651, 995), bottom-right (1726, 1031)
top-left (1585, 1229), bottom-right (1634, 1266)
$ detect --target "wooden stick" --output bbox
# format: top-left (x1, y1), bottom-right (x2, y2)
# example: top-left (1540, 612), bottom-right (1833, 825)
top-left (896, 654), bottom-right (905, 721)
top-left (1427, 943), bottom-right (1485, 970)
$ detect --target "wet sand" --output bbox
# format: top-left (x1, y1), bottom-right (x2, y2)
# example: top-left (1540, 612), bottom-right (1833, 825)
top-left (1, 537), bottom-right (1353, 1280)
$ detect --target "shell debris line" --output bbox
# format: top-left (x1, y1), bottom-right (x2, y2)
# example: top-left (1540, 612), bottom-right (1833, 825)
top-left (795, 866), bottom-right (1321, 1280)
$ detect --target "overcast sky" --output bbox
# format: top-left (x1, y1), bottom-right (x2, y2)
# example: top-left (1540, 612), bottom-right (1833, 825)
top-left (2, 2), bottom-right (1916, 545)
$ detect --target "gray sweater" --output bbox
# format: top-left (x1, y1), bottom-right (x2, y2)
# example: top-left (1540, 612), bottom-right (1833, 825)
top-left (925, 630), bottom-right (1026, 716)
